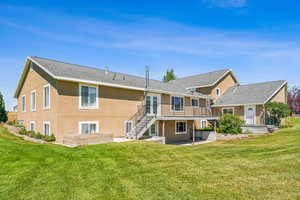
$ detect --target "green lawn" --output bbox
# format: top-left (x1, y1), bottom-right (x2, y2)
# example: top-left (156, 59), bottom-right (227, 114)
top-left (0, 121), bottom-right (300, 200)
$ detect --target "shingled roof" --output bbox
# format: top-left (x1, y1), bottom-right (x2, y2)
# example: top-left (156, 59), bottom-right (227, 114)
top-left (213, 80), bottom-right (287, 107)
top-left (169, 69), bottom-right (237, 88)
top-left (14, 56), bottom-right (211, 99)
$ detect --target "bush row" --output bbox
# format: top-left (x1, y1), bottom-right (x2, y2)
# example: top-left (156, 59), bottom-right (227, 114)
top-left (8, 121), bottom-right (56, 142)
top-left (19, 129), bottom-right (56, 142)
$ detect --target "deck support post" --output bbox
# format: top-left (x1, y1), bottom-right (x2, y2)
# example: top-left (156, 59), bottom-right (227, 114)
top-left (162, 121), bottom-right (165, 137)
top-left (192, 121), bottom-right (195, 145)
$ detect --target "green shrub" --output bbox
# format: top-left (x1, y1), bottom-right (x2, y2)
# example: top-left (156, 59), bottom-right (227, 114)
top-left (197, 127), bottom-right (214, 131)
top-left (265, 102), bottom-right (291, 126)
top-left (218, 114), bottom-right (245, 134)
top-left (34, 133), bottom-right (44, 139)
top-left (19, 129), bottom-right (27, 135)
top-left (44, 134), bottom-right (56, 142)
top-left (27, 131), bottom-right (36, 138)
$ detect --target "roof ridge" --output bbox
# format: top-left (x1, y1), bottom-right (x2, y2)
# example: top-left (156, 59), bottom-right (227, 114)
top-left (170, 68), bottom-right (230, 82)
top-left (30, 56), bottom-right (165, 83)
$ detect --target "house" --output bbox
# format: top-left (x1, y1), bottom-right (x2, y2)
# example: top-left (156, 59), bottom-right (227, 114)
top-left (14, 56), bottom-right (287, 145)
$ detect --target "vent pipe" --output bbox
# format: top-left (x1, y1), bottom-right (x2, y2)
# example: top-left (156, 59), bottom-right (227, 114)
top-left (145, 65), bottom-right (149, 89)
top-left (105, 66), bottom-right (109, 75)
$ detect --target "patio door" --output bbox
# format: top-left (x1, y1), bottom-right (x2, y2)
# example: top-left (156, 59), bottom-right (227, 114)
top-left (245, 106), bottom-right (256, 125)
top-left (145, 94), bottom-right (161, 115)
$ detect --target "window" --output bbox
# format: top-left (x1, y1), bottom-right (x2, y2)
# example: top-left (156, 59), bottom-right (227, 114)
top-left (21, 95), bottom-right (26, 112)
top-left (171, 96), bottom-right (184, 111)
top-left (125, 121), bottom-right (133, 134)
top-left (201, 120), bottom-right (207, 128)
top-left (43, 121), bottom-right (51, 136)
top-left (18, 120), bottom-right (24, 125)
top-left (216, 88), bottom-right (221, 97)
top-left (222, 108), bottom-right (234, 115)
top-left (79, 121), bottom-right (99, 134)
top-left (80, 85), bottom-right (98, 109)
top-left (149, 124), bottom-right (157, 136)
top-left (191, 99), bottom-right (199, 107)
top-left (43, 84), bottom-right (50, 109)
top-left (176, 121), bottom-right (187, 134)
top-left (31, 90), bottom-right (36, 111)
top-left (30, 121), bottom-right (36, 132)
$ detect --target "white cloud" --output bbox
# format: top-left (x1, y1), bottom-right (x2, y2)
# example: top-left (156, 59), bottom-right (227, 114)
top-left (203, 0), bottom-right (247, 8)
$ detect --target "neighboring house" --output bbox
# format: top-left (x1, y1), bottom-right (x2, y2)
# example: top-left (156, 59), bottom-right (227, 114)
top-left (14, 56), bottom-right (287, 145)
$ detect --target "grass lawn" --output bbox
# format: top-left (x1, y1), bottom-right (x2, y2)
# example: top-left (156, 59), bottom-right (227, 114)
top-left (0, 120), bottom-right (300, 200)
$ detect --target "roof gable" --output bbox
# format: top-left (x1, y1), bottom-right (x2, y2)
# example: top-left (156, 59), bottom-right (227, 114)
top-left (169, 69), bottom-right (238, 89)
top-left (213, 80), bottom-right (287, 106)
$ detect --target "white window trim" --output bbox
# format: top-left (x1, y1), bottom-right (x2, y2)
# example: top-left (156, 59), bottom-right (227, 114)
top-left (43, 121), bottom-right (51, 136)
top-left (222, 107), bottom-right (235, 115)
top-left (201, 120), bottom-right (207, 128)
top-left (21, 95), bottom-right (26, 112)
top-left (175, 120), bottom-right (187, 134)
top-left (191, 98), bottom-right (199, 107)
top-left (79, 121), bottom-right (99, 134)
top-left (216, 88), bottom-right (221, 97)
top-left (29, 121), bottom-right (36, 132)
top-left (43, 84), bottom-right (51, 110)
top-left (79, 84), bottom-right (99, 110)
top-left (124, 120), bottom-right (133, 135)
top-left (149, 122), bottom-right (158, 136)
top-left (170, 96), bottom-right (185, 112)
top-left (30, 90), bottom-right (37, 112)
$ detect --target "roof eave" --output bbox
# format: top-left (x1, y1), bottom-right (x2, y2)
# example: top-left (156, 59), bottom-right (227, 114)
top-left (212, 103), bottom-right (264, 107)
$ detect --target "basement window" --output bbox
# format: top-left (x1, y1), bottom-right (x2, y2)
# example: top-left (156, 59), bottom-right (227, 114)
top-left (43, 121), bottom-right (51, 136)
top-left (80, 121), bottom-right (99, 134)
top-left (30, 121), bottom-right (36, 132)
top-left (125, 121), bottom-right (133, 134)
top-left (176, 121), bottom-right (187, 134)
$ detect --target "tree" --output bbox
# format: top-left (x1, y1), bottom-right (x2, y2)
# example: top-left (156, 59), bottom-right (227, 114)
top-left (265, 102), bottom-right (291, 126)
top-left (162, 69), bottom-right (176, 82)
top-left (0, 92), bottom-right (8, 123)
top-left (288, 86), bottom-right (300, 115)
top-left (218, 114), bottom-right (245, 134)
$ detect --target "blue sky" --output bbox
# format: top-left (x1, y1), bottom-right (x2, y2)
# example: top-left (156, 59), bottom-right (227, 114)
top-left (1, 0), bottom-right (300, 110)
